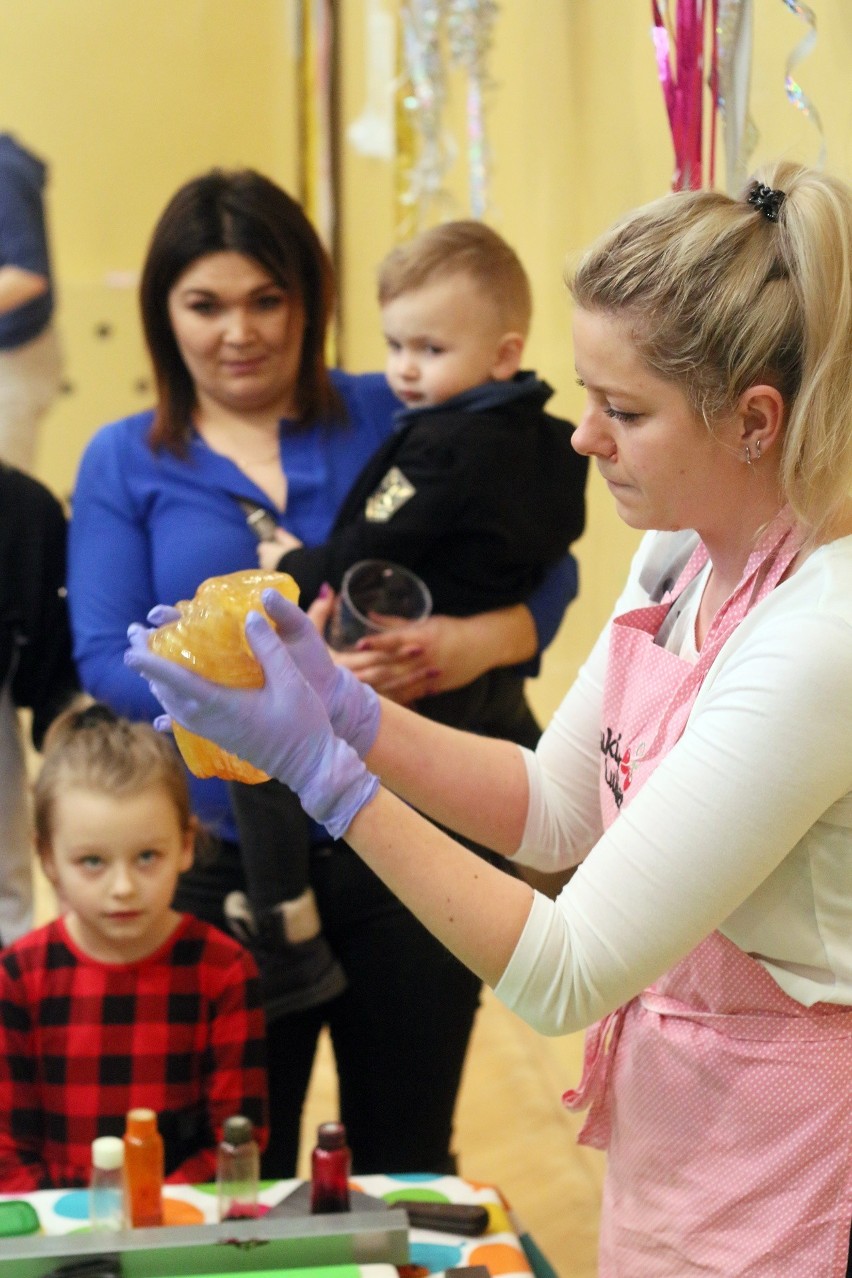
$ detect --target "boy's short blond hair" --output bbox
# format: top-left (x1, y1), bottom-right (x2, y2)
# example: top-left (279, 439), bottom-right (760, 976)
top-left (378, 220), bottom-right (532, 336)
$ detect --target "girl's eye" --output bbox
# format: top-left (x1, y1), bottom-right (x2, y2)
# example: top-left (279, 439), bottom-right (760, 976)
top-left (79, 856), bottom-right (103, 871)
top-left (137, 850), bottom-right (160, 866)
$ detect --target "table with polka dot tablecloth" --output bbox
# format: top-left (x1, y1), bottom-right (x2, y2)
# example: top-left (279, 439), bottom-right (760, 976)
top-left (0, 1172), bottom-right (541, 1278)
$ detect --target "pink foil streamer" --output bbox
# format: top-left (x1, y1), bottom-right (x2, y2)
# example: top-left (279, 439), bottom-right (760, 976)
top-left (651, 0), bottom-right (719, 191)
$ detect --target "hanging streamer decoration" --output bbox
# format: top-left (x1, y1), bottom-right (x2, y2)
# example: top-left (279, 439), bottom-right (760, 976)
top-left (447, 0), bottom-right (500, 220)
top-left (653, 0), bottom-right (825, 196)
top-left (396, 0), bottom-right (499, 235)
top-left (296, 0), bottom-right (338, 357)
top-left (780, 0), bottom-right (826, 168)
top-left (297, 0), bottom-right (336, 248)
top-left (398, 1), bottom-right (456, 235)
top-left (651, 1), bottom-right (718, 192)
top-left (715, 0), bottom-right (759, 194)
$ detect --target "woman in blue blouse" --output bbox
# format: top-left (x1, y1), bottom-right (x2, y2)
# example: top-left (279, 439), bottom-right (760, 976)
top-left (68, 168), bottom-right (578, 1177)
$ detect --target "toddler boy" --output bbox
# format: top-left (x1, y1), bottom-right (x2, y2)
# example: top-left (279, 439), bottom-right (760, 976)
top-left (229, 220), bottom-right (588, 1012)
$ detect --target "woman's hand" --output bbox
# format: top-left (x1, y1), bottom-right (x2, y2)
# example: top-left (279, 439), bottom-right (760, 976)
top-left (143, 594), bottom-right (380, 759)
top-left (125, 610), bottom-right (379, 838)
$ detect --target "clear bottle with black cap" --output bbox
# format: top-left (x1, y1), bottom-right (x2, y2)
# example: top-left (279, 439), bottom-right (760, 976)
top-left (217, 1114), bottom-right (261, 1221)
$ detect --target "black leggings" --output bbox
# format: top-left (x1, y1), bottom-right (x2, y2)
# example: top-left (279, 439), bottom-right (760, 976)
top-left (174, 836), bottom-right (483, 1176)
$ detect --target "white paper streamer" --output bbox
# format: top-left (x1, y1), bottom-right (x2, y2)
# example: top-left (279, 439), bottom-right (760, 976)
top-left (348, 0), bottom-right (396, 160)
top-left (716, 0), bottom-right (759, 193)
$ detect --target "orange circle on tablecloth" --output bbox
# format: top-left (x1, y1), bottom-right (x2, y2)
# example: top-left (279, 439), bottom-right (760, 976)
top-left (468, 1241), bottom-right (530, 1275)
top-left (162, 1196), bottom-right (206, 1226)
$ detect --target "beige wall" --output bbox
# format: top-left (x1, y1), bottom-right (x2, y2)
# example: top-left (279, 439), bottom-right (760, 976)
top-left (3, 0), bottom-right (851, 706)
top-left (0, 0), bottom-right (301, 499)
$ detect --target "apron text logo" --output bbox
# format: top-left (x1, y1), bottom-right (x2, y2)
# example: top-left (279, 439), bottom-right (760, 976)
top-left (601, 726), bottom-right (626, 809)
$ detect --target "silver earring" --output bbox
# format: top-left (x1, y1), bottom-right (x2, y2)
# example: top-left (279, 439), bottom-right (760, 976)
top-left (755, 438), bottom-right (762, 461)
top-left (744, 444), bottom-right (753, 467)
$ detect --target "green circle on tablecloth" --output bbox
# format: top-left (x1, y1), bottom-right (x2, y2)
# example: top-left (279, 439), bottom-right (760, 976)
top-left (384, 1188), bottom-right (450, 1205)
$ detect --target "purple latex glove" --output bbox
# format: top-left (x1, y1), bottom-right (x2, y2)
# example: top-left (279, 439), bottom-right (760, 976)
top-left (260, 590), bottom-right (380, 759)
top-left (124, 610), bottom-right (379, 840)
top-left (142, 598), bottom-right (380, 759)
top-left (146, 605), bottom-right (181, 627)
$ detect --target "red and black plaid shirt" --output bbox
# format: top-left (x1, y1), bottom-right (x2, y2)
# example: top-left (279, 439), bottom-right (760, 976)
top-left (0, 914), bottom-right (268, 1191)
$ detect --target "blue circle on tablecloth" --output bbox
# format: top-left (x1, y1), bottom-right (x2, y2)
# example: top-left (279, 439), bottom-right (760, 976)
top-left (410, 1241), bottom-right (465, 1271)
top-left (387, 1173), bottom-right (442, 1183)
top-left (53, 1190), bottom-right (90, 1221)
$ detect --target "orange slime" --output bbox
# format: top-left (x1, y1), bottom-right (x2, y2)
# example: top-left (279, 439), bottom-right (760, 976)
top-left (149, 569), bottom-right (300, 783)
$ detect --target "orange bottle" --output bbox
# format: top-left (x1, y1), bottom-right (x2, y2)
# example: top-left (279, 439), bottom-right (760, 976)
top-left (123, 1108), bottom-right (164, 1227)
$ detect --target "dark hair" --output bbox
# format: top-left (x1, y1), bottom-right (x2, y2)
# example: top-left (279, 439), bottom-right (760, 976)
top-left (140, 168), bottom-right (340, 453)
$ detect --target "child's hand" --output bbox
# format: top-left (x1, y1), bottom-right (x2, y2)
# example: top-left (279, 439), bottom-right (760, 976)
top-left (257, 527), bottom-right (302, 570)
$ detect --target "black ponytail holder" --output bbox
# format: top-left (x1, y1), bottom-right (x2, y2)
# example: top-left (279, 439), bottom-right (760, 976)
top-left (747, 181), bottom-right (785, 222)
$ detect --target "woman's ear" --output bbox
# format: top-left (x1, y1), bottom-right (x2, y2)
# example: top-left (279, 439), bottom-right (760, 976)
top-left (737, 384), bottom-right (785, 456)
top-left (491, 332), bottom-right (525, 381)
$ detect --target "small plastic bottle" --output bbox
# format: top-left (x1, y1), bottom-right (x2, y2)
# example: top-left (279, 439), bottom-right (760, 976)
top-left (89, 1135), bottom-right (127, 1231)
top-left (123, 1107), bottom-right (164, 1227)
top-left (310, 1121), bottom-right (351, 1214)
top-left (217, 1114), bottom-right (261, 1221)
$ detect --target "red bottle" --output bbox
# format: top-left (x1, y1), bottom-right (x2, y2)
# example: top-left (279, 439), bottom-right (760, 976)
top-left (123, 1108), bottom-right (164, 1227)
top-left (310, 1121), bottom-right (351, 1213)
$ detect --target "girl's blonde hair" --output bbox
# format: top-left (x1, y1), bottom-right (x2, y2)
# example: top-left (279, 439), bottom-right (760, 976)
top-left (569, 160), bottom-right (852, 542)
top-left (34, 704), bottom-right (193, 852)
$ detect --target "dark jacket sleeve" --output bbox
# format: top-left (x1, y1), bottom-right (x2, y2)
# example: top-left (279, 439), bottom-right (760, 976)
top-left (0, 466), bottom-right (80, 748)
top-left (278, 409), bottom-right (587, 617)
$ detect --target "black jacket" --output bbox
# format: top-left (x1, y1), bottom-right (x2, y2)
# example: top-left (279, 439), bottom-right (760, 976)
top-left (281, 374), bottom-right (587, 617)
top-left (279, 374), bottom-right (588, 742)
top-left (0, 465), bottom-right (79, 747)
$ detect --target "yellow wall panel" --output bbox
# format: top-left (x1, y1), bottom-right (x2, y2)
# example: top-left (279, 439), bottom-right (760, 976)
top-left (0, 0), bottom-right (301, 493)
top-left (0, 0), bottom-right (849, 695)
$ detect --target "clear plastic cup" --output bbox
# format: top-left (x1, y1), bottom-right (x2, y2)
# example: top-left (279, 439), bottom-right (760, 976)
top-left (325, 560), bottom-right (433, 651)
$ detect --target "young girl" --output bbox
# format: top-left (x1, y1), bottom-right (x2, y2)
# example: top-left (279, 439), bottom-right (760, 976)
top-left (0, 703), bottom-right (268, 1191)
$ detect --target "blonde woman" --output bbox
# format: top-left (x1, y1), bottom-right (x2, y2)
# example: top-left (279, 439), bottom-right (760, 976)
top-left (130, 162), bottom-right (852, 1276)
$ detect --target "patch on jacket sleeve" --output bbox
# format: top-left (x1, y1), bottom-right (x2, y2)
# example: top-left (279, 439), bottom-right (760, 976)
top-left (365, 466), bottom-right (416, 522)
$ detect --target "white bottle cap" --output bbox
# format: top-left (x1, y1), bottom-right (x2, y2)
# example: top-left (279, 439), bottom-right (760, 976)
top-left (92, 1135), bottom-right (125, 1171)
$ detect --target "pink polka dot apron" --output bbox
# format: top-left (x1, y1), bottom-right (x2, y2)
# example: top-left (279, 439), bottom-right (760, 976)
top-left (563, 518), bottom-right (852, 1276)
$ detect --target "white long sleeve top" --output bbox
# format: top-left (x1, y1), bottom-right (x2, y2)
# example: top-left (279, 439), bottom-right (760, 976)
top-left (495, 532), bottom-right (852, 1035)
